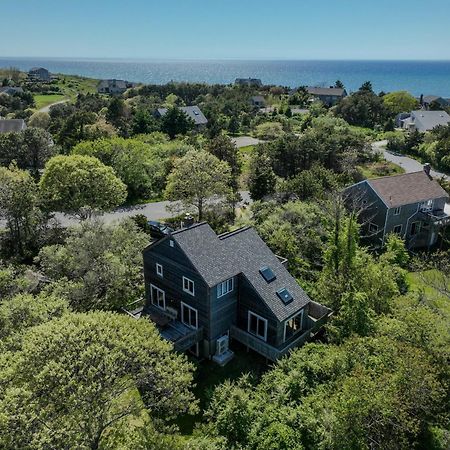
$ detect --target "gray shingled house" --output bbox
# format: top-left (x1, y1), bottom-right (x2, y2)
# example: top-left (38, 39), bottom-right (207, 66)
top-left (400, 110), bottom-right (450, 132)
top-left (0, 119), bottom-right (27, 134)
top-left (306, 86), bottom-right (347, 106)
top-left (142, 223), bottom-right (331, 364)
top-left (421, 95), bottom-right (449, 110)
top-left (97, 79), bottom-right (133, 95)
top-left (28, 67), bottom-right (51, 82)
top-left (345, 168), bottom-right (450, 249)
top-left (155, 105), bottom-right (208, 129)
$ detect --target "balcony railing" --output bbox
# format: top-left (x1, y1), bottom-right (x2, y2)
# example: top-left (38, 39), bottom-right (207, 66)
top-left (230, 302), bottom-right (332, 362)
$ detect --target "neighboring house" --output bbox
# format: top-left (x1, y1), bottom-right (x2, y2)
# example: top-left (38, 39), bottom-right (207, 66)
top-left (155, 105), bottom-right (208, 129)
top-left (142, 223), bottom-right (331, 364)
top-left (0, 119), bottom-right (27, 133)
top-left (97, 79), bottom-right (134, 95)
top-left (28, 67), bottom-right (51, 82)
top-left (420, 95), bottom-right (449, 110)
top-left (0, 86), bottom-right (24, 95)
top-left (306, 86), bottom-right (347, 106)
top-left (345, 168), bottom-right (450, 249)
top-left (400, 110), bottom-right (450, 132)
top-left (250, 95), bottom-right (266, 108)
top-left (235, 78), bottom-right (263, 87)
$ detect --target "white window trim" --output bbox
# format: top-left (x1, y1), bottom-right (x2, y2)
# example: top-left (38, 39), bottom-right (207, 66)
top-left (150, 284), bottom-right (165, 310)
top-left (156, 263), bottom-right (163, 277)
top-left (217, 277), bottom-right (234, 298)
top-left (183, 276), bottom-right (195, 296)
top-left (393, 224), bottom-right (403, 234)
top-left (283, 310), bottom-right (304, 342)
top-left (181, 301), bottom-right (198, 329)
top-left (369, 222), bottom-right (379, 233)
top-left (247, 310), bottom-right (268, 342)
top-left (393, 207), bottom-right (401, 216)
top-left (169, 240), bottom-right (174, 247)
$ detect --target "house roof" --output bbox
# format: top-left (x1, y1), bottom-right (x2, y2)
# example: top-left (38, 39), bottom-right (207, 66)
top-left (307, 87), bottom-right (346, 97)
top-left (251, 95), bottom-right (265, 102)
top-left (156, 105), bottom-right (208, 126)
top-left (0, 87), bottom-right (24, 95)
top-left (98, 79), bottom-right (128, 89)
top-left (169, 223), bottom-right (311, 321)
top-left (422, 95), bottom-right (448, 105)
top-left (367, 170), bottom-right (449, 208)
top-left (0, 119), bottom-right (27, 133)
top-left (407, 110), bottom-right (450, 132)
top-left (29, 67), bottom-right (49, 73)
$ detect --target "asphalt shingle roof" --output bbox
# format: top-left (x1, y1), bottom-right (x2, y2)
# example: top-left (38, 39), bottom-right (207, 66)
top-left (368, 170), bottom-right (449, 208)
top-left (157, 105), bottom-right (208, 126)
top-left (171, 223), bottom-right (311, 321)
top-left (405, 110), bottom-right (450, 132)
top-left (0, 119), bottom-right (26, 133)
top-left (307, 87), bottom-right (346, 97)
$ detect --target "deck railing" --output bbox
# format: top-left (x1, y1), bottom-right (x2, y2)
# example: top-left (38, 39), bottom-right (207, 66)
top-left (230, 304), bottom-right (332, 361)
top-left (173, 327), bottom-right (204, 352)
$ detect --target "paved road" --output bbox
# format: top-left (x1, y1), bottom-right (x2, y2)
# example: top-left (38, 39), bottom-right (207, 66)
top-left (231, 136), bottom-right (262, 148)
top-left (50, 191), bottom-right (252, 227)
top-left (372, 140), bottom-right (448, 180)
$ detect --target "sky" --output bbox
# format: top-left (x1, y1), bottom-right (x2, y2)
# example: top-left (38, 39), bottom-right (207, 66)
top-left (1, 0), bottom-right (450, 60)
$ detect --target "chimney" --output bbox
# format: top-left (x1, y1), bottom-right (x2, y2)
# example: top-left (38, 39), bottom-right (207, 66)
top-left (423, 163), bottom-right (431, 177)
top-left (182, 213), bottom-right (195, 228)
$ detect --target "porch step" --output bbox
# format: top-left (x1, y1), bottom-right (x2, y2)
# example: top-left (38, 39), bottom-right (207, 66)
top-left (212, 350), bottom-right (235, 366)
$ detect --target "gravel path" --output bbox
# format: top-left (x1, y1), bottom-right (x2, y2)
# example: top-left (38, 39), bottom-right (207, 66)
top-left (231, 136), bottom-right (262, 148)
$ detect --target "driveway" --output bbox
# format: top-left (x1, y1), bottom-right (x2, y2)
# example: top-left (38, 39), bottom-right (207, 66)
top-left (38, 99), bottom-right (69, 113)
top-left (372, 140), bottom-right (448, 180)
top-left (231, 136), bottom-right (262, 148)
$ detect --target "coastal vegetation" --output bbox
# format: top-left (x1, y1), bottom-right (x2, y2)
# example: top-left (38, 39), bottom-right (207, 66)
top-left (0, 69), bottom-right (449, 449)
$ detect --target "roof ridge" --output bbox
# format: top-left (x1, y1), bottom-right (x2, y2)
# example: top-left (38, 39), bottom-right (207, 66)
top-left (218, 226), bottom-right (253, 240)
top-left (368, 170), bottom-right (427, 183)
top-left (171, 221), bottom-right (209, 236)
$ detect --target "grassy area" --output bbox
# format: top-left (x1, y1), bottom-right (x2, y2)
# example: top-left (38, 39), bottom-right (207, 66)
top-left (238, 145), bottom-right (255, 189)
top-left (54, 74), bottom-right (98, 100)
top-left (176, 346), bottom-right (269, 435)
top-left (358, 160), bottom-right (405, 179)
top-left (33, 94), bottom-right (67, 110)
top-left (406, 270), bottom-right (449, 315)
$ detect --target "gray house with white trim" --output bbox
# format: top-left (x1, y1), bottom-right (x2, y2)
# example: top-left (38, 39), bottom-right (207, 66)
top-left (155, 105), bottom-right (208, 129)
top-left (142, 223), bottom-right (331, 364)
top-left (346, 168), bottom-right (450, 249)
top-left (400, 110), bottom-right (450, 132)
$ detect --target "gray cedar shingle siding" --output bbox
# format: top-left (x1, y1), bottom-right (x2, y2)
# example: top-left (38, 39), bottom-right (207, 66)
top-left (171, 223), bottom-right (311, 321)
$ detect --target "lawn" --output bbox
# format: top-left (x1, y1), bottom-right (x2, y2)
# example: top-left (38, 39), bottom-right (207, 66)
top-left (358, 160), bottom-right (405, 179)
top-left (176, 345), bottom-right (269, 435)
top-left (33, 94), bottom-right (67, 110)
top-left (238, 145), bottom-right (255, 189)
top-left (406, 270), bottom-right (449, 315)
top-left (55, 74), bottom-right (98, 100)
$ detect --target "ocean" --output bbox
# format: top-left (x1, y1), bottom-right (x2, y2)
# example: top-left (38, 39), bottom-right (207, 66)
top-left (1, 57), bottom-right (449, 96)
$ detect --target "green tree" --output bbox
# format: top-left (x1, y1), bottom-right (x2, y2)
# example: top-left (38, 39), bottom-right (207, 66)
top-left (165, 150), bottom-right (231, 220)
top-left (73, 137), bottom-right (166, 200)
top-left (160, 107), bottom-right (195, 139)
top-left (255, 121), bottom-right (284, 140)
top-left (0, 164), bottom-right (42, 258)
top-left (248, 149), bottom-right (276, 201)
top-left (383, 91), bottom-right (419, 115)
top-left (39, 154), bottom-right (127, 218)
top-left (0, 311), bottom-right (197, 450)
top-left (38, 219), bottom-right (147, 311)
top-left (28, 111), bottom-right (51, 129)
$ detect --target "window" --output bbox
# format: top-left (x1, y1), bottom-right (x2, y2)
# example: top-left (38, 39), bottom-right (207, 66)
top-left (284, 311), bottom-right (303, 342)
top-left (217, 277), bottom-right (234, 298)
top-left (419, 200), bottom-right (433, 211)
top-left (369, 223), bottom-right (379, 233)
top-left (276, 288), bottom-right (294, 305)
top-left (410, 221), bottom-right (421, 236)
top-left (181, 302), bottom-right (198, 329)
top-left (156, 263), bottom-right (163, 277)
top-left (259, 266), bottom-right (276, 283)
top-left (247, 311), bottom-right (268, 341)
top-left (183, 276), bottom-right (195, 296)
top-left (393, 225), bottom-right (402, 234)
top-left (169, 240), bottom-right (174, 247)
top-left (150, 284), bottom-right (165, 310)
top-left (394, 207), bottom-right (401, 215)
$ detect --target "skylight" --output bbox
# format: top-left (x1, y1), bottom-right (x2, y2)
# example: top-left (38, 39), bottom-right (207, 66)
top-left (277, 288), bottom-right (293, 305)
top-left (259, 266), bottom-right (276, 283)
